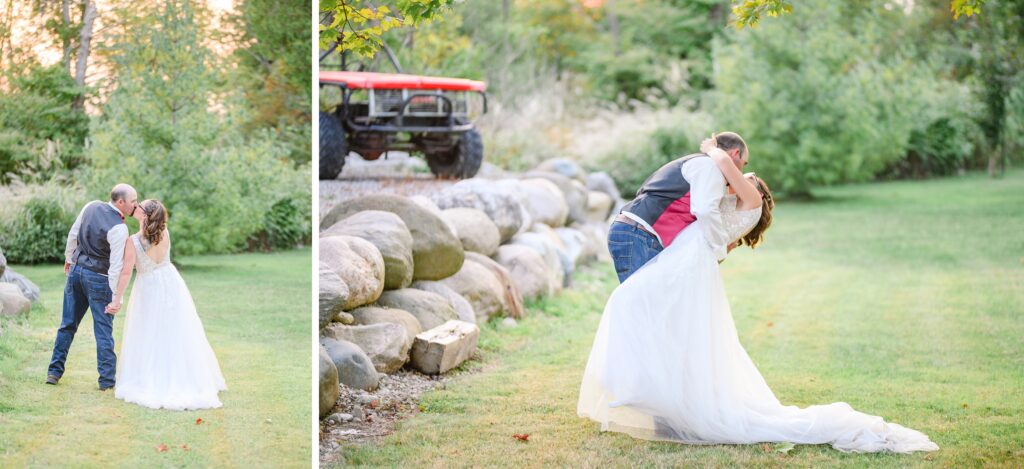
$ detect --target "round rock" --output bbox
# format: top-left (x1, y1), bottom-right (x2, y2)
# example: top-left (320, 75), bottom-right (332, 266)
top-left (320, 195), bottom-right (464, 281)
top-left (319, 236), bottom-right (384, 310)
top-left (322, 210), bottom-right (414, 290)
top-left (440, 208), bottom-right (501, 257)
top-left (320, 337), bottom-right (380, 392)
top-left (376, 289), bottom-right (458, 331)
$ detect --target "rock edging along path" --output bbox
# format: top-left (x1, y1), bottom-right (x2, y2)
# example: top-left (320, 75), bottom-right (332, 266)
top-left (318, 158), bottom-right (626, 450)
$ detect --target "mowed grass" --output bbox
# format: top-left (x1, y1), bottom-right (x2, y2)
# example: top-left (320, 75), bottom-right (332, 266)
top-left (336, 170), bottom-right (1024, 468)
top-left (0, 248), bottom-right (312, 468)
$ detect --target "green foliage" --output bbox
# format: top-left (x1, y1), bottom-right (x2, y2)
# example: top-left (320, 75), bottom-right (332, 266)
top-left (597, 114), bottom-right (712, 197)
top-left (248, 185), bottom-right (313, 251)
top-left (319, 0), bottom-right (453, 57)
top-left (887, 116), bottom-right (981, 178)
top-left (0, 64), bottom-right (88, 183)
top-left (87, 2), bottom-right (308, 256)
top-left (711, 0), bottom-right (976, 195)
top-left (232, 0), bottom-right (313, 166)
top-left (731, 0), bottom-right (987, 28)
top-left (0, 198), bottom-right (75, 264)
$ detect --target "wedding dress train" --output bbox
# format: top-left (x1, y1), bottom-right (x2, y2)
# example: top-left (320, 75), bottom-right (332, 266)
top-left (578, 195), bottom-right (938, 453)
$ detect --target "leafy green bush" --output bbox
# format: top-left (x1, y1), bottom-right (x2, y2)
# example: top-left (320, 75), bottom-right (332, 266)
top-left (248, 186), bottom-right (312, 251)
top-left (596, 112), bottom-right (712, 197)
top-left (886, 116), bottom-right (981, 178)
top-left (0, 64), bottom-right (89, 183)
top-left (0, 198), bottom-right (75, 264)
top-left (709, 0), bottom-right (981, 196)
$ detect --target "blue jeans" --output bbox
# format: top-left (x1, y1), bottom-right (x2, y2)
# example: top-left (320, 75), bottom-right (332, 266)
top-left (608, 221), bottom-right (664, 283)
top-left (48, 265), bottom-right (117, 388)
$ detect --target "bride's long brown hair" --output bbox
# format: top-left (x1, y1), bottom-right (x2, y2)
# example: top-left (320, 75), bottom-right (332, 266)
top-left (140, 199), bottom-right (168, 246)
top-left (737, 175), bottom-right (774, 249)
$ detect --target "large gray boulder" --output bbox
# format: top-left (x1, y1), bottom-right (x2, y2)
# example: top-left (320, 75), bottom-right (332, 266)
top-left (0, 268), bottom-right (40, 302)
top-left (376, 289), bottom-right (458, 331)
top-left (320, 195), bottom-right (464, 281)
top-left (431, 181), bottom-right (525, 243)
top-left (438, 258), bottom-right (507, 323)
top-left (509, 231), bottom-right (565, 293)
top-left (319, 346), bottom-right (339, 419)
top-left (534, 157), bottom-right (587, 183)
top-left (584, 191), bottom-right (614, 224)
top-left (519, 178), bottom-right (569, 228)
top-left (409, 280), bottom-right (476, 324)
top-left (522, 171), bottom-right (589, 224)
top-left (0, 283), bottom-right (31, 317)
top-left (348, 305), bottom-right (422, 351)
top-left (323, 322), bottom-right (412, 374)
top-left (573, 222), bottom-right (612, 263)
top-left (528, 223), bottom-right (573, 284)
top-left (319, 236), bottom-right (384, 310)
top-left (555, 227), bottom-right (593, 267)
top-left (322, 210), bottom-right (414, 290)
top-left (494, 244), bottom-right (551, 301)
top-left (318, 261), bottom-right (348, 329)
top-left (320, 337), bottom-right (379, 392)
top-left (463, 252), bottom-right (525, 319)
top-left (586, 171), bottom-right (625, 204)
top-left (440, 208), bottom-right (500, 257)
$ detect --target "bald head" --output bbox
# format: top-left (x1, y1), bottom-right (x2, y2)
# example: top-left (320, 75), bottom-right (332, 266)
top-left (110, 183), bottom-right (138, 217)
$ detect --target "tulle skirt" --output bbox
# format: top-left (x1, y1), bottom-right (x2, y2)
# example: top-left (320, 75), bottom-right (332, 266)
top-left (577, 227), bottom-right (938, 453)
top-left (115, 264), bottom-right (227, 410)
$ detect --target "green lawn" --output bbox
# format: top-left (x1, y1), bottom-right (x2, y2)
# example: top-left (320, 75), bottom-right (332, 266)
top-left (335, 170), bottom-right (1024, 468)
top-left (0, 248), bottom-right (312, 468)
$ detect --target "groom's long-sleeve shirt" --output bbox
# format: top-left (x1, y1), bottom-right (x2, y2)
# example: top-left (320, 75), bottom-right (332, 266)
top-left (681, 157), bottom-right (729, 261)
top-left (65, 201), bottom-right (129, 301)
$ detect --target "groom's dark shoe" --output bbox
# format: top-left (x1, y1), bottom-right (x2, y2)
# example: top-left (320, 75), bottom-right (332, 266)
top-left (99, 384), bottom-right (114, 391)
top-left (45, 375), bottom-right (60, 385)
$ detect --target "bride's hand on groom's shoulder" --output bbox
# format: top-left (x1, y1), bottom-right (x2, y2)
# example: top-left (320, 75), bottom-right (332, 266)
top-left (700, 137), bottom-right (718, 155)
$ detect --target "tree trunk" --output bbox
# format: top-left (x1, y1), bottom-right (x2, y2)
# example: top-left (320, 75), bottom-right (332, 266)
top-left (72, 0), bottom-right (97, 110)
top-left (61, 0), bottom-right (71, 74)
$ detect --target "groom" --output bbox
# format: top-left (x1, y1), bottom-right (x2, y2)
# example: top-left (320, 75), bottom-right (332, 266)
top-left (46, 183), bottom-right (138, 390)
top-left (609, 132), bottom-right (749, 283)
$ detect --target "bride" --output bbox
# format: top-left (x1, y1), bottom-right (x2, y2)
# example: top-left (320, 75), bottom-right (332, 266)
top-left (105, 199), bottom-right (227, 410)
top-left (577, 141), bottom-right (939, 453)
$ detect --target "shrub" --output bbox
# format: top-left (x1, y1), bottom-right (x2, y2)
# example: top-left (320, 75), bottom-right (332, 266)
top-left (0, 198), bottom-right (76, 264)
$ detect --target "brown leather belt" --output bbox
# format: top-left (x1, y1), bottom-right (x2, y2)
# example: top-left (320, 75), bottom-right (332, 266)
top-left (614, 213), bottom-right (658, 238)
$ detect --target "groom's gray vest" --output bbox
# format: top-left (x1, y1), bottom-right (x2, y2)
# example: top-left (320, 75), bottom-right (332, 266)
top-left (619, 153), bottom-right (705, 247)
top-left (72, 202), bottom-right (124, 274)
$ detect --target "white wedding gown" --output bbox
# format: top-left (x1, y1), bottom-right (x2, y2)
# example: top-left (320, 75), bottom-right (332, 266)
top-left (115, 231), bottom-right (227, 410)
top-left (578, 195), bottom-right (938, 453)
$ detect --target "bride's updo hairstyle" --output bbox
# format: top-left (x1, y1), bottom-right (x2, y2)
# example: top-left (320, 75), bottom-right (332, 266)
top-left (140, 199), bottom-right (168, 246)
top-left (738, 176), bottom-right (774, 249)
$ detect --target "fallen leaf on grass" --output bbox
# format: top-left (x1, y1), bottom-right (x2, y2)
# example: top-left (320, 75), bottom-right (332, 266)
top-left (773, 442), bottom-right (795, 454)
top-left (513, 433), bottom-right (530, 442)
top-left (156, 444), bottom-right (168, 453)
top-left (181, 444), bottom-right (190, 451)
top-left (766, 321), bottom-right (774, 328)
top-left (196, 418), bottom-right (204, 425)
top-left (761, 443), bottom-right (771, 453)
top-left (962, 403), bottom-right (969, 409)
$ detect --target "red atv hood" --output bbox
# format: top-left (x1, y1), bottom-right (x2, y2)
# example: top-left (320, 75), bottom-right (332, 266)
top-left (320, 71), bottom-right (486, 92)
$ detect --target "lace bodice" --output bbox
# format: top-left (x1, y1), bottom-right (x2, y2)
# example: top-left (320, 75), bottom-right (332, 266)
top-left (721, 195), bottom-right (761, 244)
top-left (131, 232), bottom-right (171, 275)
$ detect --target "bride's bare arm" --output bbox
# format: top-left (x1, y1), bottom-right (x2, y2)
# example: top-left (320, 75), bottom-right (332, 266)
top-left (106, 240), bottom-right (137, 314)
top-left (699, 138), bottom-right (762, 209)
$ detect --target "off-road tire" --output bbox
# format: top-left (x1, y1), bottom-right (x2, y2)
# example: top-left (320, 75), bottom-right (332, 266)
top-left (425, 121), bottom-right (483, 179)
top-left (319, 112), bottom-right (346, 180)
